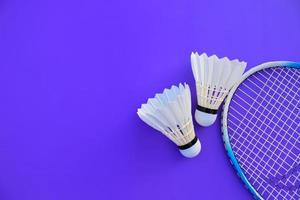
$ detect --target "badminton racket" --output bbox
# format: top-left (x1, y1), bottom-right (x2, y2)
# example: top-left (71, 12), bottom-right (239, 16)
top-left (222, 61), bottom-right (300, 199)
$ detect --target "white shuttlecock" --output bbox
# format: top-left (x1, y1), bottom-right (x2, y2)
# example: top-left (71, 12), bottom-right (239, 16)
top-left (191, 52), bottom-right (246, 127)
top-left (137, 83), bottom-right (201, 158)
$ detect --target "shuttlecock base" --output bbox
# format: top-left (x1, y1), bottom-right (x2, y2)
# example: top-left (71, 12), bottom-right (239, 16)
top-left (179, 139), bottom-right (201, 158)
top-left (195, 110), bottom-right (217, 127)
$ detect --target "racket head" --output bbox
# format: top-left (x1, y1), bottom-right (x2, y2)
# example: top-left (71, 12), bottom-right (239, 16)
top-left (222, 61), bottom-right (300, 200)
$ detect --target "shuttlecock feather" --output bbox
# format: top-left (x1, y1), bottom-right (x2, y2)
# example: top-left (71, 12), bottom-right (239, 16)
top-left (191, 52), bottom-right (246, 126)
top-left (137, 83), bottom-right (201, 158)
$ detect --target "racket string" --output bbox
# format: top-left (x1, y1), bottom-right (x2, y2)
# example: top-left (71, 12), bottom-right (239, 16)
top-left (240, 68), bottom-right (298, 192)
top-left (227, 67), bottom-right (300, 199)
top-left (241, 69), bottom-right (300, 198)
top-left (234, 69), bottom-right (300, 123)
top-left (230, 83), bottom-right (294, 184)
top-left (230, 90), bottom-right (300, 157)
top-left (230, 68), bottom-right (299, 152)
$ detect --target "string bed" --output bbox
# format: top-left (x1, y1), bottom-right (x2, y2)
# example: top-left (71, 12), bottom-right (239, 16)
top-left (227, 67), bottom-right (300, 199)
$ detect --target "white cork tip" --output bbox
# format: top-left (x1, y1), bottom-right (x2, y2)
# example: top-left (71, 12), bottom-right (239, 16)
top-left (195, 110), bottom-right (217, 127)
top-left (179, 139), bottom-right (201, 158)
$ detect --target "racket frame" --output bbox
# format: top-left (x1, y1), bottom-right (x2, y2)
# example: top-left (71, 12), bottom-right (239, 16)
top-left (221, 61), bottom-right (300, 200)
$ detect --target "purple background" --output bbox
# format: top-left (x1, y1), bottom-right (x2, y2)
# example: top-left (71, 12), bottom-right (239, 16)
top-left (0, 0), bottom-right (299, 199)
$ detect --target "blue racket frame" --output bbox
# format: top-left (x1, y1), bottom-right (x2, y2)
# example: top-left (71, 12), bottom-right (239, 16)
top-left (221, 61), bottom-right (300, 200)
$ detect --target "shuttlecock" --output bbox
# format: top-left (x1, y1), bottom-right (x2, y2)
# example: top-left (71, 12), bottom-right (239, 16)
top-left (191, 52), bottom-right (246, 127)
top-left (137, 83), bottom-right (201, 158)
